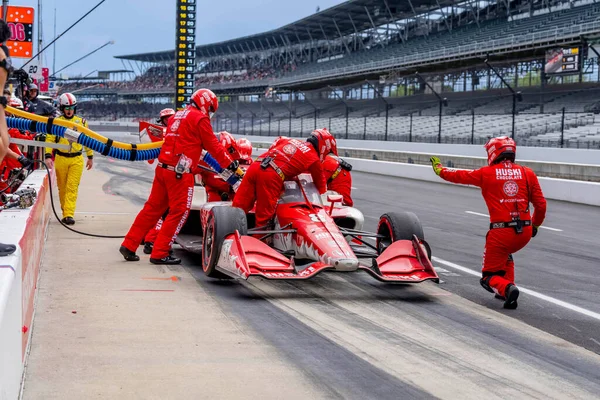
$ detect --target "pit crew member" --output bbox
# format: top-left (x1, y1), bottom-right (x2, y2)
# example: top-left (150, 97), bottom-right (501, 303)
top-left (120, 88), bottom-right (236, 265)
top-left (430, 136), bottom-right (546, 309)
top-left (232, 133), bottom-right (328, 229)
top-left (315, 128), bottom-right (353, 206)
top-left (44, 93), bottom-right (94, 225)
top-left (142, 108), bottom-right (177, 254)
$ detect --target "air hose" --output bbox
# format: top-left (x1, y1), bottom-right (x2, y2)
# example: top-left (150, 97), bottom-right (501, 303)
top-left (4, 107), bottom-right (243, 239)
top-left (6, 106), bottom-right (163, 151)
top-left (6, 116), bottom-right (160, 161)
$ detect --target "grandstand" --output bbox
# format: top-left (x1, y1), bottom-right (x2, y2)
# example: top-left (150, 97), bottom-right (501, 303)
top-left (62, 0), bottom-right (600, 148)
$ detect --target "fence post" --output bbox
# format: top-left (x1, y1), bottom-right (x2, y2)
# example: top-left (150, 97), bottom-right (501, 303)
top-left (268, 113), bottom-right (271, 136)
top-left (251, 115), bottom-right (254, 135)
top-left (345, 105), bottom-right (349, 139)
top-left (300, 117), bottom-right (303, 136)
top-left (511, 94), bottom-right (516, 141)
top-left (471, 108), bottom-right (475, 144)
top-left (409, 112), bottom-right (413, 142)
top-left (438, 100), bottom-right (443, 143)
top-left (560, 107), bottom-right (565, 148)
top-left (385, 104), bottom-right (389, 141)
top-left (363, 116), bottom-right (367, 140)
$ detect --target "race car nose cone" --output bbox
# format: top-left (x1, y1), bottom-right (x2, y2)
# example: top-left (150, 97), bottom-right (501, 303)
top-left (331, 258), bottom-right (359, 271)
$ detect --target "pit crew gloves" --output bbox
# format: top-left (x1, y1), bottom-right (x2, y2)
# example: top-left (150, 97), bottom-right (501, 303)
top-left (430, 156), bottom-right (443, 176)
top-left (17, 155), bottom-right (33, 168)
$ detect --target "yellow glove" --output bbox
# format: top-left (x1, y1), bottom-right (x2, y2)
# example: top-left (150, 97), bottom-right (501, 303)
top-left (430, 156), bottom-right (443, 176)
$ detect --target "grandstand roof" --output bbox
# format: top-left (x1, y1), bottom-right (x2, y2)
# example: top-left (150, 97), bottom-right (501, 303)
top-left (115, 0), bottom-right (456, 62)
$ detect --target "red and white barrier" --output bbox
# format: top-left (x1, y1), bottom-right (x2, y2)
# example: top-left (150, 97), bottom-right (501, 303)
top-left (0, 171), bottom-right (51, 400)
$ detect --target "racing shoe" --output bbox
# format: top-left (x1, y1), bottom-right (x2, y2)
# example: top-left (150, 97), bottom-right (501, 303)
top-left (503, 284), bottom-right (519, 310)
top-left (149, 255), bottom-right (181, 265)
top-left (61, 217), bottom-right (75, 225)
top-left (143, 242), bottom-right (153, 254)
top-left (119, 246), bottom-right (140, 262)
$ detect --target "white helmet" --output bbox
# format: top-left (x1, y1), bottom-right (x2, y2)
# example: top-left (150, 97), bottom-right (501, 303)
top-left (59, 92), bottom-right (77, 108)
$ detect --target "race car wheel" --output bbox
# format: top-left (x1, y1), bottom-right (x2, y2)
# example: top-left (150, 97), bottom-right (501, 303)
top-left (202, 206), bottom-right (248, 279)
top-left (376, 211), bottom-right (430, 259)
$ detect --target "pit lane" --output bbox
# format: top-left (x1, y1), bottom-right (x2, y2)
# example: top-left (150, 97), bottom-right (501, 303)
top-left (98, 159), bottom-right (600, 399)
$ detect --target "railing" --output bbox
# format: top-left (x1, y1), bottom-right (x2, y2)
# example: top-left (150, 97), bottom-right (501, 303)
top-left (212, 110), bottom-right (600, 150)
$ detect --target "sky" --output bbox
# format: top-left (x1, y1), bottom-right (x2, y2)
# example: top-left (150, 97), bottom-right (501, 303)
top-left (11, 0), bottom-right (345, 78)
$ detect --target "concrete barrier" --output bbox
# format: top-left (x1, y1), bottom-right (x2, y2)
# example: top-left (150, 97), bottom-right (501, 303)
top-left (0, 171), bottom-right (51, 400)
top-left (247, 136), bottom-right (600, 182)
top-left (345, 157), bottom-right (600, 207)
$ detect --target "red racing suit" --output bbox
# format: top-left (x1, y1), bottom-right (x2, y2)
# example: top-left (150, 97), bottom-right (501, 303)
top-left (122, 106), bottom-right (232, 258)
top-left (0, 129), bottom-right (30, 195)
top-left (232, 138), bottom-right (326, 228)
top-left (322, 154), bottom-right (353, 206)
top-left (439, 160), bottom-right (547, 297)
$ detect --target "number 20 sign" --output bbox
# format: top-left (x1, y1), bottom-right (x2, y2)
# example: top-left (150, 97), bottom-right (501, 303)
top-left (0, 6), bottom-right (35, 58)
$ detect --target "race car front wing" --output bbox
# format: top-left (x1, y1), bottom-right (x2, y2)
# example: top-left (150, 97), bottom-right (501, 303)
top-left (214, 232), bottom-right (438, 283)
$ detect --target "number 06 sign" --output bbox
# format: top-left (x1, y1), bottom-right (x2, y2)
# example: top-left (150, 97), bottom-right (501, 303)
top-left (0, 6), bottom-right (35, 58)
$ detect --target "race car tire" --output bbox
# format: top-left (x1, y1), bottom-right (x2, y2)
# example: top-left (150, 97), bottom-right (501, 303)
top-left (202, 206), bottom-right (248, 279)
top-left (377, 211), bottom-right (431, 259)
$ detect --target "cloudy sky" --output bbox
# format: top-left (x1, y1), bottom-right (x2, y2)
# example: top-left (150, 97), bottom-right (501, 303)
top-left (12, 0), bottom-right (345, 77)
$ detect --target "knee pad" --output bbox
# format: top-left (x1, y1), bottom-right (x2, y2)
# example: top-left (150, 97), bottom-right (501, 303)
top-left (480, 270), bottom-right (506, 293)
top-left (480, 276), bottom-right (495, 293)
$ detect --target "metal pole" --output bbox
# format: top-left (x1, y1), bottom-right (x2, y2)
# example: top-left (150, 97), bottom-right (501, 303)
top-left (438, 100), bottom-right (443, 143)
top-left (560, 107), bottom-right (565, 148)
top-left (409, 112), bottom-right (413, 142)
top-left (37, 0), bottom-right (42, 62)
top-left (2, 1), bottom-right (7, 22)
top-left (363, 116), bottom-right (367, 140)
top-left (385, 104), bottom-right (389, 141)
top-left (471, 108), bottom-right (475, 144)
top-left (511, 94), bottom-right (516, 140)
top-left (345, 104), bottom-right (349, 139)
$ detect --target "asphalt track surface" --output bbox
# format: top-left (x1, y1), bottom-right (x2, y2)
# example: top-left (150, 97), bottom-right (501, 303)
top-left (98, 159), bottom-right (600, 399)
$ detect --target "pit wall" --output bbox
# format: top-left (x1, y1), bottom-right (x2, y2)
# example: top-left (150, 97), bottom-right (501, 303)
top-left (0, 171), bottom-right (51, 400)
top-left (248, 138), bottom-right (600, 207)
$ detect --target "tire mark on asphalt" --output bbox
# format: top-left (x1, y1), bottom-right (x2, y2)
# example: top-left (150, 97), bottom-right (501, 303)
top-left (182, 258), bottom-right (433, 400)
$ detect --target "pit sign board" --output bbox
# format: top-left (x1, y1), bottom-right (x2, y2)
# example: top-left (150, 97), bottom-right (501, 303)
top-left (0, 6), bottom-right (35, 58)
top-left (175, 0), bottom-right (196, 110)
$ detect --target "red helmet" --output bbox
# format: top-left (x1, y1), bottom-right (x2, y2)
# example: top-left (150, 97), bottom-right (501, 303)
top-left (484, 136), bottom-right (516, 165)
top-left (219, 131), bottom-right (240, 160)
top-left (307, 128), bottom-right (337, 161)
top-left (158, 108), bottom-right (175, 125)
top-left (191, 88), bottom-right (218, 118)
top-left (8, 97), bottom-right (24, 109)
top-left (237, 138), bottom-right (253, 162)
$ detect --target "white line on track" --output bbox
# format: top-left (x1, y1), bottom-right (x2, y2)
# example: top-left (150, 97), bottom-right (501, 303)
top-left (464, 211), bottom-right (563, 232)
top-left (432, 256), bottom-right (600, 322)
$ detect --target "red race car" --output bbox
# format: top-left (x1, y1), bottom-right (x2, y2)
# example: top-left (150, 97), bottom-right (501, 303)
top-left (176, 174), bottom-right (438, 283)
